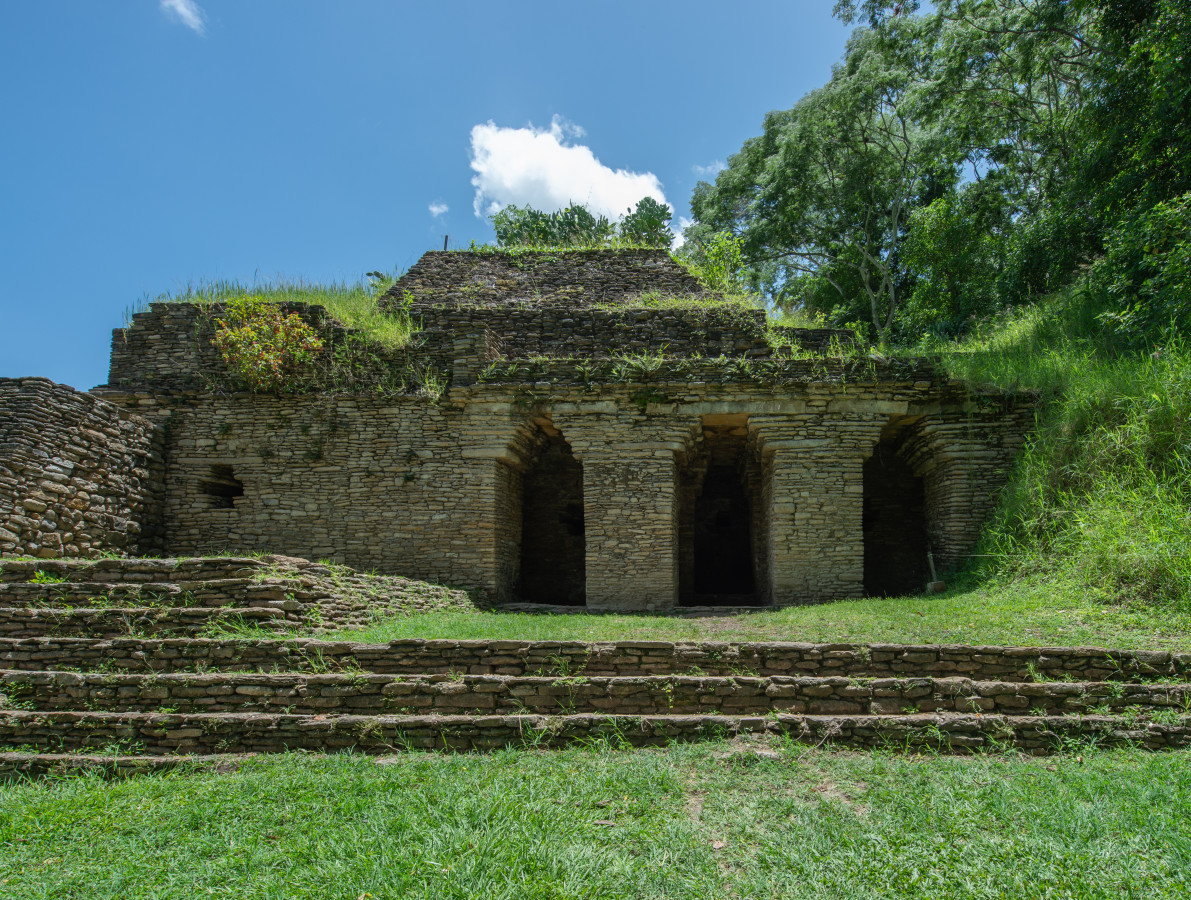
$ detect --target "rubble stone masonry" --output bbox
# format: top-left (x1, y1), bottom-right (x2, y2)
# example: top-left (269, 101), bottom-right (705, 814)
top-left (0, 378), bottom-right (160, 559)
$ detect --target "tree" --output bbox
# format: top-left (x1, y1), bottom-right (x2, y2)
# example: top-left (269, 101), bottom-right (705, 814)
top-left (692, 0), bottom-right (1126, 339)
top-left (619, 197), bottom-right (673, 248)
top-left (690, 24), bottom-right (944, 341)
top-left (490, 202), bottom-right (613, 248)
top-left (489, 197), bottom-right (674, 249)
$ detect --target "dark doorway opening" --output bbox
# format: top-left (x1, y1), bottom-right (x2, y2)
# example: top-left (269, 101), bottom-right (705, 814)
top-left (199, 465), bottom-right (244, 509)
top-left (679, 416), bottom-right (765, 606)
top-left (863, 423), bottom-right (929, 596)
top-left (519, 431), bottom-right (586, 605)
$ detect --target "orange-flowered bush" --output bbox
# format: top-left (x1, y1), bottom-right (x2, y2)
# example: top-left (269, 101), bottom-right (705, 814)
top-left (212, 297), bottom-right (325, 392)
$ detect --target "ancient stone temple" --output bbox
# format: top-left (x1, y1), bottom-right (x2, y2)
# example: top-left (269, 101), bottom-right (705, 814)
top-left (0, 250), bottom-right (1032, 610)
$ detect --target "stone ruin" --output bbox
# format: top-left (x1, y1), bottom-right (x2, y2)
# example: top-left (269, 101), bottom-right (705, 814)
top-left (7, 249), bottom-right (1191, 768)
top-left (1, 249), bottom-right (1034, 611)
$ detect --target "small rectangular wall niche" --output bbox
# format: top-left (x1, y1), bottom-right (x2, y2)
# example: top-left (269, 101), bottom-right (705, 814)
top-left (518, 426), bottom-right (586, 605)
top-left (198, 464), bottom-right (244, 510)
top-left (678, 415), bottom-right (766, 606)
top-left (863, 418), bottom-right (928, 596)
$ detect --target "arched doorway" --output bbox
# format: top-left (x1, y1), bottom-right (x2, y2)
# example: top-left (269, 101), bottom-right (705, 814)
top-left (518, 427), bottom-right (586, 605)
top-left (863, 419), bottom-right (929, 596)
top-left (678, 415), bottom-right (765, 606)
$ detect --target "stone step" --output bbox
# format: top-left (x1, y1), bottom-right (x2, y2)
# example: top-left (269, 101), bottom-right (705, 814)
top-left (0, 558), bottom-right (270, 585)
top-left (1, 637), bottom-right (1186, 681)
top-left (1, 709), bottom-right (1187, 756)
top-left (5, 670), bottom-right (1189, 719)
top-left (0, 607), bottom-right (289, 638)
top-left (0, 751), bottom-right (253, 781)
top-left (0, 580), bottom-right (298, 610)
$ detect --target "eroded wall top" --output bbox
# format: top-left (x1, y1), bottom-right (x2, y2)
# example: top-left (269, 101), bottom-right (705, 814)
top-left (381, 249), bottom-right (706, 309)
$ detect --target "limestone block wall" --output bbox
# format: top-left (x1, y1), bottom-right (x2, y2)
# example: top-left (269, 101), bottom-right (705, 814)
top-left (897, 410), bottom-right (1036, 569)
top-left (750, 413), bottom-right (888, 603)
top-left (106, 300), bottom-right (862, 399)
top-left (3, 638), bottom-right (1184, 682)
top-left (418, 305), bottom-right (773, 375)
top-left (0, 378), bottom-right (161, 558)
top-left (553, 415), bottom-right (699, 610)
top-left (92, 357), bottom-right (1032, 606)
top-left (106, 393), bottom-right (525, 592)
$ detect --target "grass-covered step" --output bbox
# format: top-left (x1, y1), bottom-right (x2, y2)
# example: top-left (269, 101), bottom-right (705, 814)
top-left (0, 607), bottom-right (288, 638)
top-left (0, 556), bottom-right (480, 630)
top-left (0, 750), bottom-right (251, 781)
top-left (0, 580), bottom-right (299, 611)
top-left (1, 709), bottom-right (1188, 755)
top-left (5, 671), bottom-right (1190, 719)
top-left (0, 558), bottom-right (266, 585)
top-left (1, 636), bottom-right (1188, 680)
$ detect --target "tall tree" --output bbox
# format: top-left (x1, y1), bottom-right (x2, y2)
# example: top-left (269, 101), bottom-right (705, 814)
top-left (691, 23), bottom-right (944, 341)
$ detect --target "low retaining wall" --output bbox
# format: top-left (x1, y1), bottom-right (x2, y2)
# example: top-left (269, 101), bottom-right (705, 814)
top-left (1, 638), bottom-right (1186, 681)
top-left (4, 671), bottom-right (1186, 717)
top-left (1, 709), bottom-right (1187, 755)
top-left (0, 607), bottom-right (286, 638)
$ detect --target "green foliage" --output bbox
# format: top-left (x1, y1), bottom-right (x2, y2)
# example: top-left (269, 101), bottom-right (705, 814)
top-left (1096, 192), bottom-right (1191, 339)
top-left (689, 23), bottom-right (945, 341)
top-left (692, 0), bottom-right (1190, 348)
top-left (618, 196), bottom-right (673, 248)
top-left (489, 196), bottom-right (673, 249)
top-left (491, 202), bottom-right (614, 248)
top-left (28, 570), bottom-right (68, 585)
top-left (155, 274), bottom-right (437, 397)
top-left (938, 284), bottom-right (1191, 613)
top-left (676, 230), bottom-right (749, 294)
top-left (212, 297), bottom-right (325, 393)
top-left (160, 273), bottom-right (416, 352)
top-left (4, 746), bottom-right (1188, 899)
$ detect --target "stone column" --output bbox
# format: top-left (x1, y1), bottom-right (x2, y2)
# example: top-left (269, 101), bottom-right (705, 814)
top-left (455, 415), bottom-right (546, 599)
top-left (752, 413), bottom-right (885, 604)
top-left (556, 414), bottom-right (698, 611)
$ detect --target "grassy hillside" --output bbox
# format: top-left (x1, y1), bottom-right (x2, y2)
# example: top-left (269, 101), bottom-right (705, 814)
top-left (935, 285), bottom-right (1191, 617)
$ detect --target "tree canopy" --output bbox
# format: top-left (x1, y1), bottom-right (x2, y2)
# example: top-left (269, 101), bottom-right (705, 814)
top-left (491, 197), bottom-right (674, 250)
top-left (688, 0), bottom-right (1191, 346)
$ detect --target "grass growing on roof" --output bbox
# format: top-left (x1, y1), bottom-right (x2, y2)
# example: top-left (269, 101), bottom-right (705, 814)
top-left (148, 271), bottom-right (416, 350)
top-left (1, 743), bottom-right (1187, 899)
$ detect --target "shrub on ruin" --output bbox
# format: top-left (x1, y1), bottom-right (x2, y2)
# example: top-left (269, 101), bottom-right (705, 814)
top-left (212, 297), bottom-right (325, 392)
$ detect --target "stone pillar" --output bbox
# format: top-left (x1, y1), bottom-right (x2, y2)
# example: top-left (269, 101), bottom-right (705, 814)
top-left (752, 414), bottom-right (885, 604)
top-left (556, 415), bottom-right (698, 611)
top-left (456, 415), bottom-right (546, 599)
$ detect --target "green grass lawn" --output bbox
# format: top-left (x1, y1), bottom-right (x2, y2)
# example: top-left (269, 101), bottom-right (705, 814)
top-left (2, 742), bottom-right (1187, 899)
top-left (240, 572), bottom-right (1191, 651)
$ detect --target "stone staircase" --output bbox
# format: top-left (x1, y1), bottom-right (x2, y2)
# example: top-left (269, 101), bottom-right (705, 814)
top-left (1, 559), bottom-right (1190, 777)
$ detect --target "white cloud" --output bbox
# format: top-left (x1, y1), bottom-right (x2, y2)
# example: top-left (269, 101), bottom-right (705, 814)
top-left (428, 202), bottom-right (449, 217)
top-left (160, 0), bottom-right (206, 35)
top-left (672, 216), bottom-right (694, 250)
top-left (693, 160), bottom-right (727, 178)
top-left (469, 115), bottom-right (668, 221)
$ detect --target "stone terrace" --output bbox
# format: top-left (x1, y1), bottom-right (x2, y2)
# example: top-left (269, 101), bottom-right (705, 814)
top-left (1, 558), bottom-right (1189, 776)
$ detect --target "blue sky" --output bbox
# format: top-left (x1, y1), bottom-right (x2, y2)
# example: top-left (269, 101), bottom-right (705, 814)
top-left (1, 1), bottom-right (852, 390)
